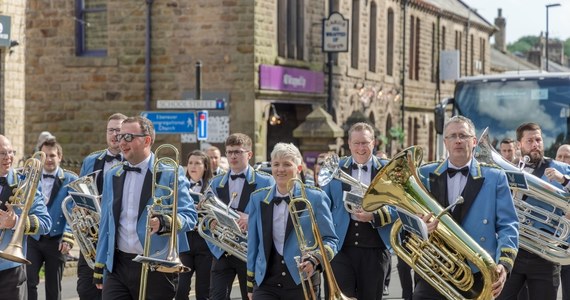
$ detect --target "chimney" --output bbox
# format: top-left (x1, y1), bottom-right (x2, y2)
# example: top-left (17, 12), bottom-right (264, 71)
top-left (494, 8), bottom-right (506, 52)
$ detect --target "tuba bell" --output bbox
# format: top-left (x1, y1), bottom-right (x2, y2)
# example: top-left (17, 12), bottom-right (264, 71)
top-left (361, 146), bottom-right (497, 300)
top-left (286, 178), bottom-right (354, 300)
top-left (0, 151), bottom-right (46, 264)
top-left (475, 127), bottom-right (570, 264)
top-left (61, 170), bottom-right (102, 269)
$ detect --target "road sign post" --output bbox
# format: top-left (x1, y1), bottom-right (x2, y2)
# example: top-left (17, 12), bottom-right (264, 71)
top-left (197, 111), bottom-right (208, 141)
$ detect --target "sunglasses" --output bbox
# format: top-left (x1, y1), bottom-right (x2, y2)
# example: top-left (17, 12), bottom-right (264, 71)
top-left (116, 133), bottom-right (149, 142)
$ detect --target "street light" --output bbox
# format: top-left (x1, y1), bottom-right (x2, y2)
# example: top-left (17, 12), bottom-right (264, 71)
top-left (546, 3), bottom-right (561, 72)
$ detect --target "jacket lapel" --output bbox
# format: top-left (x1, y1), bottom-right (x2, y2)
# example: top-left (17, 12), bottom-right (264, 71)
top-left (429, 172), bottom-right (448, 207)
top-left (94, 154), bottom-right (106, 192)
top-left (138, 170), bottom-right (153, 219)
top-left (48, 175), bottom-right (63, 208)
top-left (261, 191), bottom-right (274, 262)
top-left (112, 171), bottom-right (126, 228)
top-left (457, 164), bottom-right (485, 222)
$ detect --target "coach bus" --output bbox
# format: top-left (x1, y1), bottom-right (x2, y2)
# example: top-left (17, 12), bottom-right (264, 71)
top-left (434, 72), bottom-right (570, 158)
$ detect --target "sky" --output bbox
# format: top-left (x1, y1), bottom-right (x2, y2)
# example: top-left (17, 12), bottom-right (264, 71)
top-left (462, 0), bottom-right (570, 43)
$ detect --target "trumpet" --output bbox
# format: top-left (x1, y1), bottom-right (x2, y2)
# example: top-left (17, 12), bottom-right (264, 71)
top-left (287, 178), bottom-right (353, 300)
top-left (0, 151), bottom-right (45, 264)
top-left (134, 144), bottom-right (189, 300)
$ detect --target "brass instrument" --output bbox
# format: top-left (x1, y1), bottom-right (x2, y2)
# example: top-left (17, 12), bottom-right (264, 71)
top-left (318, 154), bottom-right (368, 214)
top-left (476, 127), bottom-right (570, 264)
top-left (134, 144), bottom-right (189, 300)
top-left (361, 146), bottom-right (497, 300)
top-left (0, 151), bottom-right (46, 264)
top-left (61, 171), bottom-right (102, 269)
top-left (197, 191), bottom-right (247, 262)
top-left (287, 178), bottom-right (353, 300)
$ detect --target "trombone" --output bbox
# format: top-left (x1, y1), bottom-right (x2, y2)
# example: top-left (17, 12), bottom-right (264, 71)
top-left (133, 144), bottom-right (189, 300)
top-left (287, 178), bottom-right (353, 300)
top-left (0, 151), bottom-right (45, 264)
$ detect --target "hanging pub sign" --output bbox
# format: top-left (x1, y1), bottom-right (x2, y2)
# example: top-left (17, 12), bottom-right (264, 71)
top-left (322, 12), bottom-right (349, 52)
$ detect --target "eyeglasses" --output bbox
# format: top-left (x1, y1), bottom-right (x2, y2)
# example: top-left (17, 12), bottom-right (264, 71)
top-left (107, 128), bottom-right (121, 135)
top-left (226, 150), bottom-right (248, 156)
top-left (351, 141), bottom-right (372, 147)
top-left (444, 134), bottom-right (474, 141)
top-left (116, 133), bottom-right (149, 142)
top-left (0, 150), bottom-right (16, 158)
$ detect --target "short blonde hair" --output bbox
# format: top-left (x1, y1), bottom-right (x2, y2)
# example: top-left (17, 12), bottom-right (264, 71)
top-left (270, 143), bottom-right (302, 166)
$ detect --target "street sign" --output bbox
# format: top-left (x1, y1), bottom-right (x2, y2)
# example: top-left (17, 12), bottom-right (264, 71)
top-left (141, 111), bottom-right (195, 134)
top-left (197, 111), bottom-right (208, 140)
top-left (322, 12), bottom-right (349, 52)
top-left (157, 99), bottom-right (225, 110)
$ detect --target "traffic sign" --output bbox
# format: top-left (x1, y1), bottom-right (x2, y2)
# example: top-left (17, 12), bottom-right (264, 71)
top-left (141, 111), bottom-right (195, 134)
top-left (157, 99), bottom-right (225, 110)
top-left (197, 111), bottom-right (208, 140)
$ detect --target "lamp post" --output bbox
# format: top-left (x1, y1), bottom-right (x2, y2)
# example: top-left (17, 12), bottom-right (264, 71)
top-left (545, 3), bottom-right (561, 72)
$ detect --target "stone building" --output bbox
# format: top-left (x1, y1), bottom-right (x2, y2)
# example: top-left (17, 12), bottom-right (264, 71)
top-left (0, 0), bottom-right (495, 165)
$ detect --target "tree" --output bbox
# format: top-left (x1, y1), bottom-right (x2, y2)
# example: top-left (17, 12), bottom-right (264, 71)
top-left (507, 35), bottom-right (540, 54)
top-left (565, 38), bottom-right (570, 58)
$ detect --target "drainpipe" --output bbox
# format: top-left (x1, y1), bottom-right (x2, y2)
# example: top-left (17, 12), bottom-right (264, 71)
top-left (145, 0), bottom-right (153, 111)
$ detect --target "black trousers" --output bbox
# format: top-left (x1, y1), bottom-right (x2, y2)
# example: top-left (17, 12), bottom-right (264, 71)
top-left (413, 272), bottom-right (483, 300)
top-left (77, 252), bottom-right (102, 300)
top-left (102, 250), bottom-right (177, 300)
top-left (561, 265), bottom-right (570, 300)
top-left (253, 282), bottom-right (319, 300)
top-left (497, 250), bottom-right (560, 300)
top-left (0, 265), bottom-right (27, 300)
top-left (397, 255), bottom-right (414, 300)
top-left (331, 246), bottom-right (390, 300)
top-left (210, 254), bottom-right (248, 300)
top-left (175, 231), bottom-right (213, 300)
top-left (26, 236), bottom-right (65, 300)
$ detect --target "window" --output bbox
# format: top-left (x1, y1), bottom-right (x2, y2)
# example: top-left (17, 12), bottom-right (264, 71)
top-left (470, 34), bottom-right (474, 75)
top-left (386, 8), bottom-right (394, 76)
top-left (441, 26), bottom-right (446, 50)
top-left (431, 23), bottom-right (436, 82)
top-left (455, 30), bottom-right (462, 75)
top-left (408, 16), bottom-right (420, 80)
top-left (480, 37), bottom-right (486, 74)
top-left (76, 0), bottom-right (107, 56)
top-left (369, 2), bottom-right (377, 72)
top-left (351, 0), bottom-right (360, 69)
top-left (278, 0), bottom-right (305, 60)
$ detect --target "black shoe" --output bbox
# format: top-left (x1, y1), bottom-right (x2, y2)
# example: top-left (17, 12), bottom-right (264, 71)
top-left (383, 286), bottom-right (389, 296)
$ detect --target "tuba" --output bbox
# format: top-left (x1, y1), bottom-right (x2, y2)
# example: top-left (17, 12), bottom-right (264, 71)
top-left (61, 171), bottom-right (102, 269)
top-left (133, 144), bottom-right (190, 300)
top-left (361, 146), bottom-right (497, 300)
top-left (318, 154), bottom-right (369, 214)
top-left (286, 178), bottom-right (353, 300)
top-left (197, 191), bottom-right (247, 262)
top-left (476, 127), bottom-right (570, 264)
top-left (0, 151), bottom-right (45, 264)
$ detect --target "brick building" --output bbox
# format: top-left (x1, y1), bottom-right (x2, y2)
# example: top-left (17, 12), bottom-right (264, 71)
top-left (0, 0), bottom-right (494, 164)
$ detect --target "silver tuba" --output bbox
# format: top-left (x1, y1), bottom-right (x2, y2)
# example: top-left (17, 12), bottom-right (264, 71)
top-left (475, 127), bottom-right (570, 264)
top-left (61, 171), bottom-right (102, 269)
top-left (197, 190), bottom-right (247, 262)
top-left (318, 154), bottom-right (368, 214)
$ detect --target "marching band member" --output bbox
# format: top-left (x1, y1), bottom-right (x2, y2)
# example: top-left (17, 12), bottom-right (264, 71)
top-left (418, 116), bottom-right (519, 299)
top-left (320, 122), bottom-right (397, 300)
top-left (26, 140), bottom-right (77, 300)
top-left (176, 150), bottom-right (213, 300)
top-left (247, 142), bottom-right (338, 300)
top-left (206, 133), bottom-right (274, 300)
top-left (93, 116), bottom-right (197, 299)
top-left (76, 112), bottom-right (127, 300)
top-left (207, 146), bottom-right (226, 176)
top-left (0, 135), bottom-right (51, 300)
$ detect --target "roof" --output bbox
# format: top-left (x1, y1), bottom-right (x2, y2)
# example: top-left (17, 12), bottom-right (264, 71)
top-left (490, 48), bottom-right (538, 73)
top-left (423, 0), bottom-right (494, 29)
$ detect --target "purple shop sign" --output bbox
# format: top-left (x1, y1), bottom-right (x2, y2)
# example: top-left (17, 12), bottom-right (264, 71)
top-left (259, 64), bottom-right (324, 94)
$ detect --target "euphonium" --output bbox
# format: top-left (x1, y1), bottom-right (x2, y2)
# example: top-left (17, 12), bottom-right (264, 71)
top-left (475, 127), bottom-right (570, 264)
top-left (0, 151), bottom-right (45, 264)
top-left (61, 171), bottom-right (102, 269)
top-left (361, 146), bottom-right (497, 300)
top-left (287, 178), bottom-right (354, 300)
top-left (134, 144), bottom-right (189, 300)
top-left (197, 190), bottom-right (247, 262)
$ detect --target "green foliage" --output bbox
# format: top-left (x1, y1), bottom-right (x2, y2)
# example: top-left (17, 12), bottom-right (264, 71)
top-left (507, 35), bottom-right (540, 54)
top-left (565, 38), bottom-right (570, 58)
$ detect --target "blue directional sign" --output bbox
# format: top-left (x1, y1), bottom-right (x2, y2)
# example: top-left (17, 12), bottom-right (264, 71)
top-left (197, 110), bottom-right (208, 141)
top-left (141, 111), bottom-right (195, 134)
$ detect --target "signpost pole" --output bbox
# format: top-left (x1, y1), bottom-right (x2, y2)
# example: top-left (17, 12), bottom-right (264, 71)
top-left (196, 61), bottom-right (203, 149)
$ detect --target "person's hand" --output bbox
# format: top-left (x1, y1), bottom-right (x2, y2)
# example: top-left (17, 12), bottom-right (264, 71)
top-left (298, 258), bottom-right (315, 278)
top-left (351, 208), bottom-right (374, 222)
top-left (247, 292), bottom-right (253, 300)
top-left (492, 264), bottom-right (507, 298)
top-left (420, 212), bottom-right (439, 234)
top-left (0, 204), bottom-right (17, 229)
top-left (545, 167), bottom-right (564, 184)
top-left (59, 242), bottom-right (71, 255)
top-left (96, 284), bottom-right (103, 290)
top-left (237, 211), bottom-right (248, 232)
top-left (149, 216), bottom-right (161, 234)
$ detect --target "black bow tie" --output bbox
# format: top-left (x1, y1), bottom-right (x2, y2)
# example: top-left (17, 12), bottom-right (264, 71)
top-left (43, 174), bottom-right (56, 179)
top-left (352, 164), bottom-right (368, 172)
top-left (190, 181), bottom-right (201, 188)
top-left (448, 166), bottom-right (469, 178)
top-left (105, 154), bottom-right (122, 162)
top-left (123, 165), bottom-right (142, 173)
top-left (230, 173), bottom-right (246, 180)
top-left (0, 177), bottom-right (7, 186)
top-left (272, 196), bottom-right (290, 205)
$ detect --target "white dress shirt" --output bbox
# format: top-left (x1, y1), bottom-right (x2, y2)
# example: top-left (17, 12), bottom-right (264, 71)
top-left (228, 167), bottom-right (247, 209)
top-left (41, 169), bottom-right (58, 205)
top-left (447, 161), bottom-right (470, 210)
top-left (104, 150), bottom-right (123, 172)
top-left (272, 191), bottom-right (289, 256)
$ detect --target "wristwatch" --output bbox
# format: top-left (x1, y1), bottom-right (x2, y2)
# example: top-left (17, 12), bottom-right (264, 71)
top-left (562, 174), bottom-right (570, 186)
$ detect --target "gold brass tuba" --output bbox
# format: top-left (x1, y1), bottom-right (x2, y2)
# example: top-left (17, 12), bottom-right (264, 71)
top-left (61, 170), bottom-right (102, 269)
top-left (361, 146), bottom-right (497, 300)
top-left (287, 178), bottom-right (354, 300)
top-left (0, 151), bottom-right (45, 264)
top-left (476, 127), bottom-right (570, 264)
top-left (197, 191), bottom-right (247, 262)
top-left (134, 144), bottom-right (190, 300)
